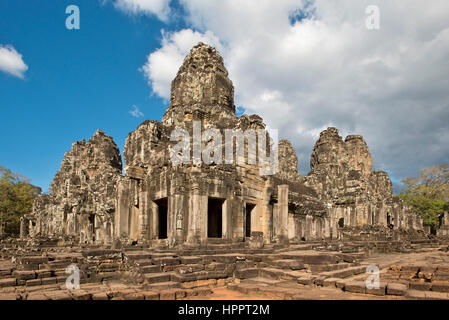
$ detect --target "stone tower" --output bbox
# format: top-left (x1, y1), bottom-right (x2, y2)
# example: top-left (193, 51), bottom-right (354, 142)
top-left (162, 42), bottom-right (236, 126)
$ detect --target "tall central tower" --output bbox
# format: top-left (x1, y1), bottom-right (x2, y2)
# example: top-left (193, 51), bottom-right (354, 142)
top-left (162, 42), bottom-right (236, 126)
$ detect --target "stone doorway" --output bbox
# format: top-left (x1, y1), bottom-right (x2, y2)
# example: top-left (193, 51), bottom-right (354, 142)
top-left (245, 203), bottom-right (256, 238)
top-left (338, 218), bottom-right (344, 228)
top-left (208, 198), bottom-right (224, 238)
top-left (88, 214), bottom-right (95, 242)
top-left (387, 212), bottom-right (393, 229)
top-left (155, 198), bottom-right (168, 239)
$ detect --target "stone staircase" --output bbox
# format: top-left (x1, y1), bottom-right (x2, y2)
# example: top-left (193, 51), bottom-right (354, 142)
top-left (1, 238), bottom-right (448, 300)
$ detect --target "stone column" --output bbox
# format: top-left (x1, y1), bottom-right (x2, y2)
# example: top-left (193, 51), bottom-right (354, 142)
top-left (20, 216), bottom-right (26, 238)
top-left (138, 191), bottom-right (149, 242)
top-left (116, 179), bottom-right (130, 239)
top-left (171, 194), bottom-right (185, 244)
top-left (222, 199), bottom-right (232, 241)
top-left (261, 181), bottom-right (273, 244)
top-left (275, 185), bottom-right (289, 244)
top-left (187, 183), bottom-right (201, 244)
top-left (150, 201), bottom-right (158, 240)
top-left (231, 198), bottom-right (245, 242)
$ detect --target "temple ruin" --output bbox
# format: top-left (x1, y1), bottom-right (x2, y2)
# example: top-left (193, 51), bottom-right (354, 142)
top-left (24, 42), bottom-right (424, 246)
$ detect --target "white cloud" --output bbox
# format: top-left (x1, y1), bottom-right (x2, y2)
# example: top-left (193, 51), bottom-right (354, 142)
top-left (129, 105), bottom-right (144, 118)
top-left (143, 0), bottom-right (449, 180)
top-left (114, 0), bottom-right (171, 21)
top-left (0, 44), bottom-right (28, 79)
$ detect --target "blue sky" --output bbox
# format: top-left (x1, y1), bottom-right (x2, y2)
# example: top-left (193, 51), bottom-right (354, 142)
top-left (1, 0), bottom-right (448, 193)
top-left (0, 0), bottom-right (183, 191)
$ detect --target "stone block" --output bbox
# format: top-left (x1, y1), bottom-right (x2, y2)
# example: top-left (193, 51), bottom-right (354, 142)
top-left (365, 283), bottom-right (386, 296)
top-left (407, 290), bottom-right (426, 299)
top-left (0, 278), bottom-right (16, 287)
top-left (145, 273), bottom-right (171, 283)
top-left (160, 289), bottom-right (176, 300)
top-left (234, 268), bottom-right (259, 279)
top-left (92, 293), bottom-right (109, 300)
top-left (323, 278), bottom-right (338, 287)
top-left (431, 282), bottom-right (449, 293)
top-left (192, 287), bottom-right (212, 296)
top-left (40, 277), bottom-right (57, 285)
top-left (409, 281), bottom-right (431, 291)
top-left (142, 291), bottom-right (159, 300)
top-left (124, 292), bottom-right (144, 300)
top-left (297, 277), bottom-right (312, 286)
top-left (69, 290), bottom-right (92, 300)
top-left (387, 283), bottom-right (408, 296)
top-left (45, 291), bottom-right (72, 300)
top-left (344, 281), bottom-right (366, 294)
top-left (26, 279), bottom-right (42, 287)
top-left (13, 270), bottom-right (36, 280)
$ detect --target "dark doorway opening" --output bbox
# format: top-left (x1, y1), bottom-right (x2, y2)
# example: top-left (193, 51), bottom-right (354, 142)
top-left (89, 214), bottom-right (95, 242)
top-left (387, 213), bottom-right (393, 229)
top-left (245, 203), bottom-right (256, 238)
top-left (208, 198), bottom-right (224, 238)
top-left (155, 198), bottom-right (168, 239)
top-left (338, 218), bottom-right (344, 228)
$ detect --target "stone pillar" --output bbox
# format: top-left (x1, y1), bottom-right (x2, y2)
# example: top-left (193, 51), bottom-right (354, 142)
top-left (20, 216), bottom-right (26, 238)
top-left (150, 201), bottom-right (158, 240)
top-left (222, 199), bottom-right (232, 241)
top-left (138, 191), bottom-right (149, 242)
top-left (275, 185), bottom-right (289, 244)
top-left (231, 198), bottom-right (245, 242)
top-left (116, 179), bottom-right (130, 239)
top-left (171, 194), bottom-right (185, 244)
top-left (187, 183), bottom-right (207, 244)
top-left (261, 181), bottom-right (273, 244)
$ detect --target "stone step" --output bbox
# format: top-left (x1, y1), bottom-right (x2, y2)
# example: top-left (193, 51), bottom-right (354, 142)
top-left (133, 259), bottom-right (154, 267)
top-left (0, 278), bottom-right (16, 287)
top-left (143, 272), bottom-right (172, 284)
top-left (280, 252), bottom-right (340, 265)
top-left (310, 262), bottom-right (357, 272)
top-left (259, 268), bottom-right (308, 280)
top-left (152, 257), bottom-right (180, 266)
top-left (141, 265), bottom-right (162, 274)
top-left (179, 256), bottom-right (203, 265)
top-left (234, 268), bottom-right (259, 279)
top-left (268, 259), bottom-right (305, 270)
top-left (319, 266), bottom-right (366, 279)
top-left (144, 281), bottom-right (181, 291)
top-left (124, 251), bottom-right (153, 261)
top-left (201, 254), bottom-right (246, 264)
top-left (171, 270), bottom-right (228, 283)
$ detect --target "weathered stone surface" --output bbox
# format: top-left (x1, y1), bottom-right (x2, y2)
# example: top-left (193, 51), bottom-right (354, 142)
top-left (305, 127), bottom-right (423, 240)
top-left (387, 283), bottom-right (408, 296)
top-left (276, 140), bottom-right (301, 182)
top-left (29, 130), bottom-right (122, 245)
top-left (344, 281), bottom-right (366, 294)
top-left (25, 42), bottom-right (424, 248)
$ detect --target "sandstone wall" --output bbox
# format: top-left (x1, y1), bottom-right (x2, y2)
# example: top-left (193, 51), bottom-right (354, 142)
top-left (29, 130), bottom-right (122, 244)
top-left (305, 127), bottom-right (423, 239)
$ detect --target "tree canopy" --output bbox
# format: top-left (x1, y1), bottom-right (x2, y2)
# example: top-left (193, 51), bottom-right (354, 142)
top-left (0, 166), bottom-right (41, 236)
top-left (398, 164), bottom-right (449, 228)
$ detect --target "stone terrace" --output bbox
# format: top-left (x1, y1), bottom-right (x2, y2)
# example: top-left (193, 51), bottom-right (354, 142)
top-left (1, 238), bottom-right (448, 300)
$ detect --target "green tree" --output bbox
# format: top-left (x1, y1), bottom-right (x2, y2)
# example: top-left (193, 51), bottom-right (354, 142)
top-left (0, 166), bottom-right (41, 236)
top-left (399, 164), bottom-right (449, 228)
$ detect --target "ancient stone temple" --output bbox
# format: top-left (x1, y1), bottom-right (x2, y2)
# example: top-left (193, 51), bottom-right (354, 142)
top-left (25, 42), bottom-right (423, 246)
